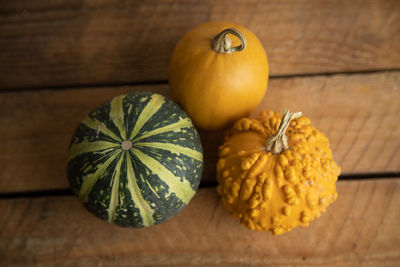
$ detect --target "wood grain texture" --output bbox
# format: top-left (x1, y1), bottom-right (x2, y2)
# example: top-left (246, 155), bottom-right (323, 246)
top-left (1, 0), bottom-right (400, 89)
top-left (0, 71), bottom-right (399, 193)
top-left (0, 179), bottom-right (399, 266)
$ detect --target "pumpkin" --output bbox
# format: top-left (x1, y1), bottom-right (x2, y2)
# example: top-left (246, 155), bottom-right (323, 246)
top-left (168, 21), bottom-right (269, 130)
top-left (216, 109), bottom-right (340, 235)
top-left (67, 92), bottom-right (203, 227)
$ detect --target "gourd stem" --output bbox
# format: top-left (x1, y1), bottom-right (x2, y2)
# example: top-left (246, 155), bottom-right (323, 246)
top-left (265, 109), bottom-right (302, 154)
top-left (211, 28), bottom-right (247, 54)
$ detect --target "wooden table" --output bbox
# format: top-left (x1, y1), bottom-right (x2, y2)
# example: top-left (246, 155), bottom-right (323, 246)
top-left (1, 1), bottom-right (399, 266)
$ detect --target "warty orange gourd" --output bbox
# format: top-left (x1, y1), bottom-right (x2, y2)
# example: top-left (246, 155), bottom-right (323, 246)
top-left (216, 109), bottom-right (340, 235)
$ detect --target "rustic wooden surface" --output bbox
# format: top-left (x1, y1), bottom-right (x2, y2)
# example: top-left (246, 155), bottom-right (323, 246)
top-left (0, 0), bottom-right (399, 266)
top-left (0, 0), bottom-right (400, 89)
top-left (1, 179), bottom-right (399, 266)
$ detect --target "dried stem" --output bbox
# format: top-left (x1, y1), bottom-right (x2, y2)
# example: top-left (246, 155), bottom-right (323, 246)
top-left (211, 28), bottom-right (247, 54)
top-left (265, 109), bottom-right (302, 154)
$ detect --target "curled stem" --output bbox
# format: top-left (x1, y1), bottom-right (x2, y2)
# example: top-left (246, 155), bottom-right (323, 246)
top-left (211, 28), bottom-right (247, 54)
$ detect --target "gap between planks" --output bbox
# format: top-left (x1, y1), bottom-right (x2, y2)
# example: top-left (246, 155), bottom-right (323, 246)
top-left (1, 68), bottom-right (400, 94)
top-left (0, 175), bottom-right (399, 200)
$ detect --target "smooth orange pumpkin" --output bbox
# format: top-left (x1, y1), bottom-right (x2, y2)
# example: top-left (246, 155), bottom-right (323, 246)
top-left (216, 109), bottom-right (340, 235)
top-left (168, 21), bottom-right (269, 130)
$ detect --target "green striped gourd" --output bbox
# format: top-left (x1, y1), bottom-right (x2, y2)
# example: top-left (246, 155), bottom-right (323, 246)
top-left (67, 92), bottom-right (203, 227)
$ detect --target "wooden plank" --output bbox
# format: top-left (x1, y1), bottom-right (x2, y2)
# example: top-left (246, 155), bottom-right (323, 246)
top-left (0, 179), bottom-right (399, 266)
top-left (1, 0), bottom-right (400, 89)
top-left (0, 71), bottom-right (399, 193)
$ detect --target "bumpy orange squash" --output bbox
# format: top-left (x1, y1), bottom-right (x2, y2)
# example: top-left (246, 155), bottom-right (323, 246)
top-left (216, 109), bottom-right (340, 235)
top-left (168, 21), bottom-right (269, 130)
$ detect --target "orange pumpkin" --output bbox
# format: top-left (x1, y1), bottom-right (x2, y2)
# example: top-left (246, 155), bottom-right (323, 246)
top-left (217, 109), bottom-right (340, 235)
top-left (168, 21), bottom-right (269, 130)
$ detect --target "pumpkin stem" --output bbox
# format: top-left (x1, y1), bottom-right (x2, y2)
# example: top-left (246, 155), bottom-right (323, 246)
top-left (211, 28), bottom-right (247, 54)
top-left (265, 109), bottom-right (302, 154)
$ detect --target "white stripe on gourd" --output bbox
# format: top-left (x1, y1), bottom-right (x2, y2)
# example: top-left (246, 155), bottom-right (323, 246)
top-left (79, 152), bottom-right (119, 202)
top-left (126, 153), bottom-right (155, 226)
top-left (81, 116), bottom-right (122, 142)
top-left (108, 153), bottom-right (123, 223)
top-left (129, 94), bottom-right (165, 140)
top-left (144, 178), bottom-right (161, 198)
top-left (135, 142), bottom-right (202, 161)
top-left (109, 94), bottom-right (127, 140)
top-left (131, 148), bottom-right (195, 204)
top-left (68, 140), bottom-right (119, 161)
top-left (133, 118), bottom-right (193, 142)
